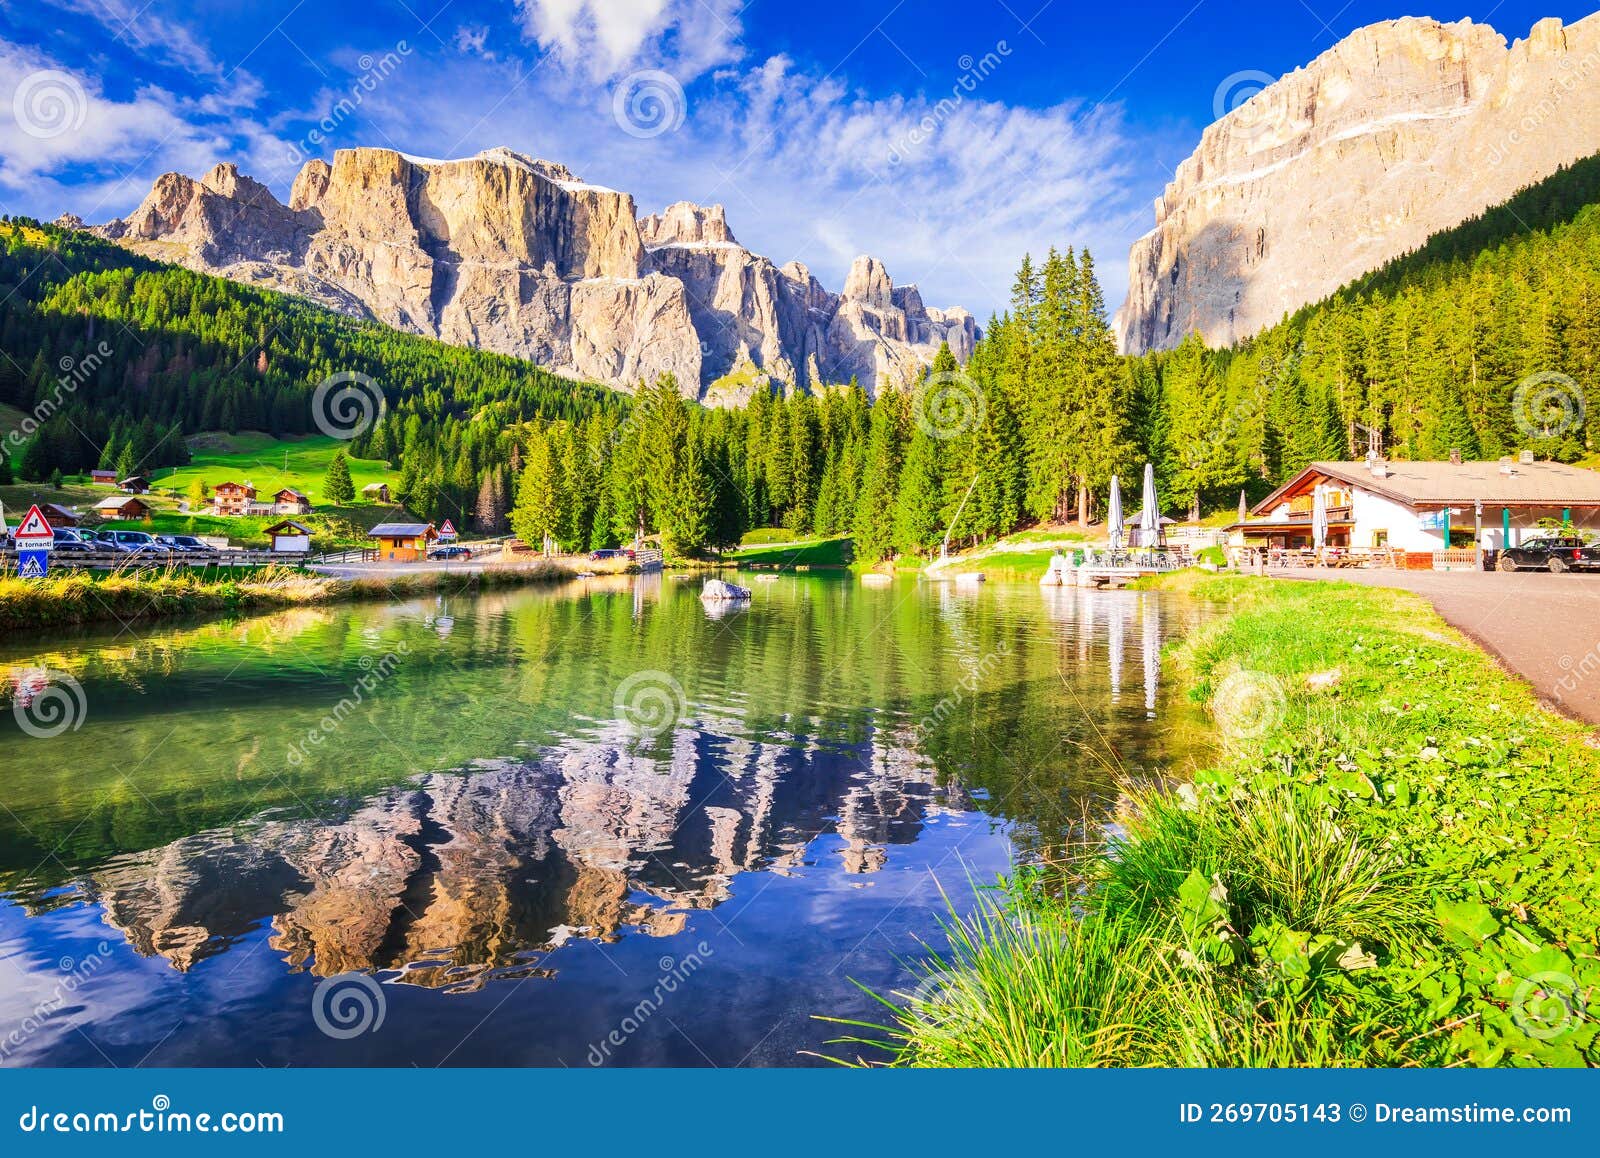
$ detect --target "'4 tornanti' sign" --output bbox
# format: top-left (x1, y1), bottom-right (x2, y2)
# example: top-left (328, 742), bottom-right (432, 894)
top-left (13, 505), bottom-right (53, 578)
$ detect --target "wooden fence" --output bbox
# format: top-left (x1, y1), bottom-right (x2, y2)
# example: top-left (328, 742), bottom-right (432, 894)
top-left (0, 550), bottom-right (306, 574)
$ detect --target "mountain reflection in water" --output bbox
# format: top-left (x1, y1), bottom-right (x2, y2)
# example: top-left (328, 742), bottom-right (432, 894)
top-left (0, 575), bottom-right (1212, 1065)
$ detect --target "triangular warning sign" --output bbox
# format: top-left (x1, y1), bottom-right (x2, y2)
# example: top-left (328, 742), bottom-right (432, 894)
top-left (14, 505), bottom-right (53, 542)
top-left (440, 519), bottom-right (457, 535)
top-left (18, 554), bottom-right (46, 578)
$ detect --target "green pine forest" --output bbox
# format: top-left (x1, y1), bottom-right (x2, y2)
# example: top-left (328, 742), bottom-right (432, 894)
top-left (3, 151), bottom-right (1599, 562)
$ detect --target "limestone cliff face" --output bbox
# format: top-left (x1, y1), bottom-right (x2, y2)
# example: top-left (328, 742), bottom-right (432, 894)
top-left (96, 147), bottom-right (972, 399)
top-left (1116, 14), bottom-right (1600, 353)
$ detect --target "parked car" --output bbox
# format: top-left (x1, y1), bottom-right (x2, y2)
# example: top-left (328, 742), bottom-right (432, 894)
top-left (103, 530), bottom-right (167, 554)
top-left (1496, 536), bottom-right (1600, 573)
top-left (428, 545), bottom-right (473, 561)
top-left (157, 534), bottom-right (215, 554)
top-left (589, 548), bottom-right (625, 561)
top-left (48, 529), bottom-right (99, 555)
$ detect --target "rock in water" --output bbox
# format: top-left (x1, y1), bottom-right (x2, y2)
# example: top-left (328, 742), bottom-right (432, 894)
top-left (1116, 14), bottom-right (1600, 354)
top-left (94, 147), bottom-right (975, 401)
top-left (701, 578), bottom-right (752, 601)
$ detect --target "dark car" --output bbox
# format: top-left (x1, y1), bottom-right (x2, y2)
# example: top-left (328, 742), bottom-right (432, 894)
top-left (48, 529), bottom-right (99, 555)
top-left (589, 548), bottom-right (625, 561)
top-left (427, 545), bottom-right (472, 561)
top-left (1496, 536), bottom-right (1600, 573)
top-left (157, 534), bottom-right (214, 554)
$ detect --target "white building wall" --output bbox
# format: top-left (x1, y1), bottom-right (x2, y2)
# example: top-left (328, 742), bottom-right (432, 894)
top-left (1350, 489), bottom-right (1442, 551)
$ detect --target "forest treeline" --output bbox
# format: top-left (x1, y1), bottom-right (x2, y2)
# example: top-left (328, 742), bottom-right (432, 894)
top-left (2, 151), bottom-right (1597, 560)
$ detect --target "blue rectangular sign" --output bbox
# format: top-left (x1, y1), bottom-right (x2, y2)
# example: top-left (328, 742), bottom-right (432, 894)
top-left (15, 549), bottom-right (48, 578)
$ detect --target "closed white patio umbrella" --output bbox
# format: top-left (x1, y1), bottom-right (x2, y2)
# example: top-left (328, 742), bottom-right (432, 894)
top-left (1139, 463), bottom-right (1159, 550)
top-left (1312, 486), bottom-right (1329, 557)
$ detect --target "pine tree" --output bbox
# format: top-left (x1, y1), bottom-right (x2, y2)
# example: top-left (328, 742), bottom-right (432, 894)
top-left (511, 428), bottom-right (560, 554)
top-left (322, 450), bottom-right (355, 504)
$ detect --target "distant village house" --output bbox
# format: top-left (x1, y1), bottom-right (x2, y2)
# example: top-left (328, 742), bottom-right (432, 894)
top-left (273, 488), bottom-right (312, 515)
top-left (94, 495), bottom-right (152, 520)
top-left (361, 482), bottom-right (391, 503)
top-left (89, 469), bottom-right (117, 487)
top-left (118, 476), bottom-right (150, 494)
top-left (211, 481), bottom-right (257, 516)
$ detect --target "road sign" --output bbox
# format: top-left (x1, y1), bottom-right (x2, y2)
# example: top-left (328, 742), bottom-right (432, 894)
top-left (13, 505), bottom-right (54, 546)
top-left (17, 550), bottom-right (49, 578)
top-left (438, 519), bottom-right (458, 540)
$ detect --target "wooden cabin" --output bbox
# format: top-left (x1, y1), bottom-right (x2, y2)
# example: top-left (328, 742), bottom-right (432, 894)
top-left (38, 503), bottom-right (78, 527)
top-left (212, 481), bottom-right (257, 516)
top-left (361, 482), bottom-right (391, 504)
top-left (118, 475), bottom-right (151, 494)
top-left (273, 488), bottom-right (312, 515)
top-left (93, 495), bottom-right (152, 520)
top-left (367, 522), bottom-right (436, 562)
top-left (89, 469), bottom-right (117, 487)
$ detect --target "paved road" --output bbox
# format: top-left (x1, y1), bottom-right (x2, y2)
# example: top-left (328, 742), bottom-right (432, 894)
top-left (1278, 569), bottom-right (1600, 724)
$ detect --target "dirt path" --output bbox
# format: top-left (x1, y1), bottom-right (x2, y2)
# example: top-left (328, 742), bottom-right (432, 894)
top-left (1277, 569), bottom-right (1600, 725)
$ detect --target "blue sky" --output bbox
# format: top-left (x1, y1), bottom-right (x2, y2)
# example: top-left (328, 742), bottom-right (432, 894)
top-left (0, 0), bottom-right (1594, 319)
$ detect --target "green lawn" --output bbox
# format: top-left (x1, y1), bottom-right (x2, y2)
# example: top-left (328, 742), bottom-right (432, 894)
top-left (738, 527), bottom-right (821, 546)
top-left (732, 536), bottom-right (852, 568)
top-left (150, 431), bottom-right (399, 503)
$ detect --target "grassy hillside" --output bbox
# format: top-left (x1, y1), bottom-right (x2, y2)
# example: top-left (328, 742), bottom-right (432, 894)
top-left (151, 431), bottom-right (399, 501)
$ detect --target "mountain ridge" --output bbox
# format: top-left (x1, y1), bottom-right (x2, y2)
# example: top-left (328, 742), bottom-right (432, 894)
top-left (1116, 12), bottom-right (1600, 354)
top-left (90, 146), bottom-right (977, 402)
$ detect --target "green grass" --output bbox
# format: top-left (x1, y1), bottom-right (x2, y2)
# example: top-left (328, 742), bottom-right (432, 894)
top-left (739, 527), bottom-right (820, 546)
top-left (838, 575), bottom-right (1600, 1067)
top-left (150, 430), bottom-right (399, 502)
top-left (733, 536), bottom-right (853, 568)
top-left (0, 558), bottom-right (576, 631)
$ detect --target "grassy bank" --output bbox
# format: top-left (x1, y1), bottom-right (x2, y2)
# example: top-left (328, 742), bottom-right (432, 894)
top-left (843, 574), bottom-right (1599, 1067)
top-left (0, 560), bottom-right (575, 631)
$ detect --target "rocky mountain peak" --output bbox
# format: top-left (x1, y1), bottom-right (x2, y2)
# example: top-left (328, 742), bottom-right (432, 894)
top-left (842, 255), bottom-right (894, 308)
top-left (639, 202), bottom-right (737, 248)
top-left (92, 144), bottom-right (975, 400)
top-left (1117, 12), bottom-right (1600, 353)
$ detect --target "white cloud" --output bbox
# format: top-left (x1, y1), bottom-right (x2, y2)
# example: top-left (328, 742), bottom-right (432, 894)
top-left (354, 42), bottom-right (1138, 318)
top-left (0, 37), bottom-right (294, 221)
top-left (514, 0), bottom-right (742, 79)
top-left (40, 0), bottom-right (229, 77)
